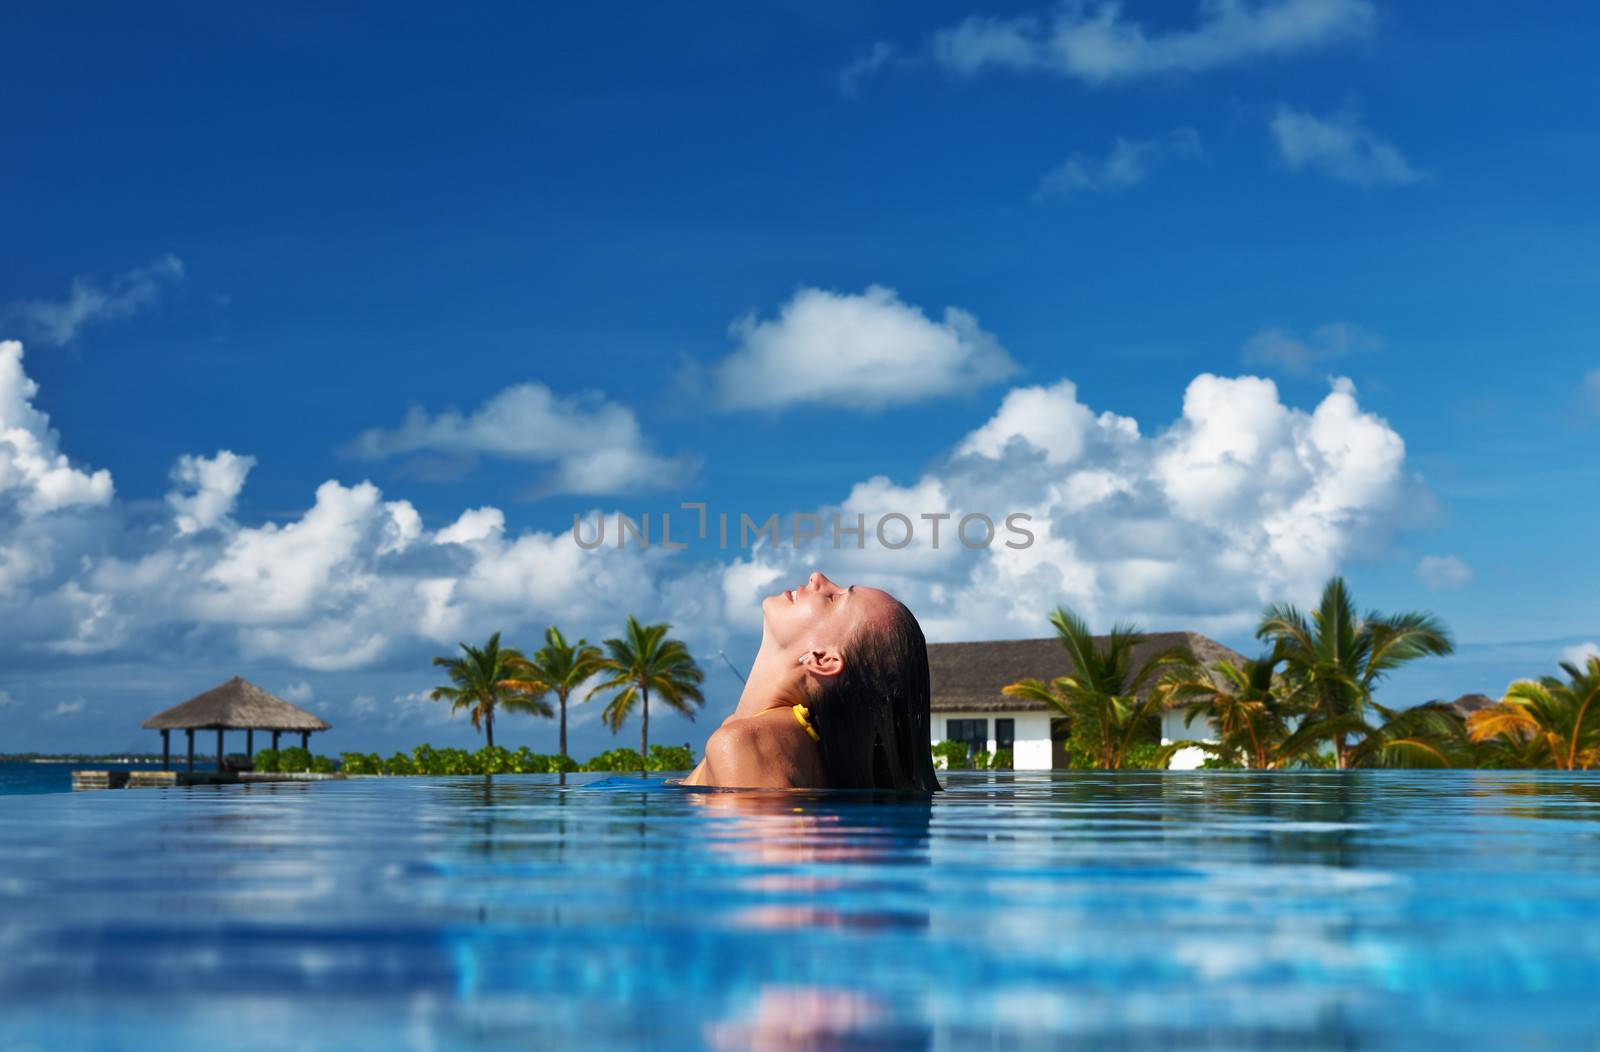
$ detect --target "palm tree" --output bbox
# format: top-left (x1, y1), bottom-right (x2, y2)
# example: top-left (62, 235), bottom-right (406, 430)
top-left (1158, 647), bottom-right (1299, 769)
top-left (1256, 577), bottom-right (1454, 769)
top-left (505, 625), bottom-right (606, 766)
top-left (1336, 700), bottom-right (1474, 768)
top-left (587, 616), bottom-right (705, 776)
top-left (429, 632), bottom-right (553, 750)
top-left (1002, 606), bottom-right (1194, 770)
top-left (1468, 656), bottom-right (1600, 770)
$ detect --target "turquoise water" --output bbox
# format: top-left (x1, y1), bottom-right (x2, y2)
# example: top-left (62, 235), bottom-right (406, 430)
top-left (2, 771), bottom-right (1599, 1050)
top-left (0, 761), bottom-right (196, 796)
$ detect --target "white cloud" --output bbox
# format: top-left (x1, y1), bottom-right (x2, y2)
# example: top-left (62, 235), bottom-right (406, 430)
top-left (168, 451), bottom-right (255, 535)
top-left (847, 0), bottom-right (1373, 89)
top-left (1269, 107), bottom-right (1423, 186)
top-left (282, 680), bottom-right (314, 703)
top-left (958, 379), bottom-right (1136, 464)
top-left (714, 286), bottom-right (1016, 411)
top-left (1036, 128), bottom-right (1201, 198)
top-left (1241, 322), bottom-right (1380, 375)
top-left (719, 371), bottom-right (1415, 640)
top-left (1416, 554), bottom-right (1472, 591)
top-left (48, 698), bottom-right (86, 718)
top-left (0, 690), bottom-right (12, 708)
top-left (8, 255), bottom-right (185, 347)
top-left (1561, 642), bottom-right (1600, 668)
top-left (1583, 370), bottom-right (1600, 413)
top-left (342, 382), bottom-right (695, 496)
top-left (0, 341), bottom-right (115, 517)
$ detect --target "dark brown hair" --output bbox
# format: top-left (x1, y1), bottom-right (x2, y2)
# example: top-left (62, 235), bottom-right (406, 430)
top-left (808, 598), bottom-right (942, 792)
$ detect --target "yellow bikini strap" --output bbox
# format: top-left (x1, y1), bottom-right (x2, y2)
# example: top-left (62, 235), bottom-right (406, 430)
top-left (792, 703), bottom-right (821, 743)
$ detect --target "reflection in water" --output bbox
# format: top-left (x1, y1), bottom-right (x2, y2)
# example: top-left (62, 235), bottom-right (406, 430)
top-left (4, 771), bottom-right (1600, 1050)
top-left (707, 985), bottom-right (925, 1052)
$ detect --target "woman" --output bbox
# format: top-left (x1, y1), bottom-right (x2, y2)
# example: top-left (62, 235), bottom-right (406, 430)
top-left (683, 571), bottom-right (942, 791)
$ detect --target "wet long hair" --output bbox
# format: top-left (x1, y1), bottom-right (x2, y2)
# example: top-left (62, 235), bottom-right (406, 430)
top-left (807, 599), bottom-right (943, 792)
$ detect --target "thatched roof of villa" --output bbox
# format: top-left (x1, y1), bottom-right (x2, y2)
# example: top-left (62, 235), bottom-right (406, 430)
top-left (141, 676), bottom-right (331, 731)
top-left (928, 633), bottom-right (1247, 713)
top-left (1437, 692), bottom-right (1498, 721)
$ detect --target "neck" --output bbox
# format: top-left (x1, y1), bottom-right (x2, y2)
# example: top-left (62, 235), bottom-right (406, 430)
top-left (733, 637), bottom-right (806, 719)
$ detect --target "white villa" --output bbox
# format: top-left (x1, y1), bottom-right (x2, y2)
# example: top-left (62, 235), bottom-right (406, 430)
top-left (927, 633), bottom-right (1247, 770)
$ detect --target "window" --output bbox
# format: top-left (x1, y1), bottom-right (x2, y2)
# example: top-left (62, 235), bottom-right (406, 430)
top-left (995, 718), bottom-right (1015, 752)
top-left (945, 718), bottom-right (988, 759)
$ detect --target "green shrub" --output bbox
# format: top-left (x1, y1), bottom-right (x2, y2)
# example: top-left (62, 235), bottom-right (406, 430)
top-left (990, 748), bottom-right (1014, 770)
top-left (253, 748), bottom-right (280, 773)
top-left (583, 747), bottom-right (646, 772)
top-left (382, 752), bottom-right (416, 775)
top-left (310, 755), bottom-right (335, 774)
top-left (340, 752), bottom-right (383, 775)
top-left (276, 746), bottom-right (312, 772)
top-left (647, 744), bottom-right (695, 771)
top-left (1120, 743), bottom-right (1167, 770)
top-left (474, 745), bottom-right (516, 774)
top-left (932, 740), bottom-right (972, 770)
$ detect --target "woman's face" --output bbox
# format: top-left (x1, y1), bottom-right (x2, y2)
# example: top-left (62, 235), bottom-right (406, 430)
top-left (760, 571), bottom-right (898, 654)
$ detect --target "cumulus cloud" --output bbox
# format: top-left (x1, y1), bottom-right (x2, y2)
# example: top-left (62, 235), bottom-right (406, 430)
top-left (168, 451), bottom-right (255, 535)
top-left (0, 340), bottom-right (114, 524)
top-left (48, 698), bottom-right (86, 718)
top-left (845, 0), bottom-right (1373, 89)
top-left (714, 286), bottom-right (1016, 411)
top-left (1269, 107), bottom-right (1423, 186)
top-left (7, 255), bottom-right (185, 347)
top-left (719, 372), bottom-right (1415, 640)
top-left (342, 382), bottom-right (695, 496)
top-left (1036, 128), bottom-right (1201, 198)
top-left (1416, 554), bottom-right (1472, 591)
top-left (282, 680), bottom-right (314, 703)
top-left (1241, 322), bottom-right (1380, 375)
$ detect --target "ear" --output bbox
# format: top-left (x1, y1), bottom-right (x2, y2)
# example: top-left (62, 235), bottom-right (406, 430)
top-left (799, 645), bottom-right (844, 682)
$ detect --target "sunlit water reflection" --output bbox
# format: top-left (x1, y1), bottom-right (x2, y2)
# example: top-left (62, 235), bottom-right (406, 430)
top-left (3, 771), bottom-right (1600, 1049)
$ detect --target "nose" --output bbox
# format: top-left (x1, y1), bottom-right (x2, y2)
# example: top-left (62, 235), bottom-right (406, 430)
top-left (808, 571), bottom-right (834, 591)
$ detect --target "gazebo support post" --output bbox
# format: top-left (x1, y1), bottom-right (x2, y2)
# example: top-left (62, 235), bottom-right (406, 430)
top-left (186, 729), bottom-right (195, 773)
top-left (300, 731), bottom-right (310, 752)
top-left (161, 729), bottom-right (170, 772)
top-left (272, 730), bottom-right (281, 752)
top-left (246, 729), bottom-right (254, 758)
top-left (216, 728), bottom-right (224, 772)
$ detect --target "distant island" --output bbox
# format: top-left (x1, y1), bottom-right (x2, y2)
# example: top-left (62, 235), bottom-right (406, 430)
top-left (0, 753), bottom-right (167, 764)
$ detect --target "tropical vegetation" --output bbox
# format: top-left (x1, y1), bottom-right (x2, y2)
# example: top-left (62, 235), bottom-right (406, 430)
top-left (1254, 577), bottom-right (1455, 769)
top-left (989, 577), bottom-right (1594, 772)
top-left (586, 616), bottom-right (705, 777)
top-left (1002, 605), bottom-right (1194, 770)
top-left (1468, 656), bottom-right (1600, 770)
top-left (428, 632), bottom-right (552, 750)
top-left (503, 626), bottom-right (607, 765)
top-left (254, 742), bottom-right (696, 776)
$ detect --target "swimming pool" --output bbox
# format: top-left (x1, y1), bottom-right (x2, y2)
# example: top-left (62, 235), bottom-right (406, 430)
top-left (2, 771), bottom-right (1598, 1050)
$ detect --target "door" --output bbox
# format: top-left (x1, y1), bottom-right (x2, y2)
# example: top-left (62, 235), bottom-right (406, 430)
top-left (1050, 718), bottom-right (1072, 769)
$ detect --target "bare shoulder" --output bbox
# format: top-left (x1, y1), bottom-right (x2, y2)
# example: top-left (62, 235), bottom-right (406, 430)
top-left (701, 708), bottom-right (820, 789)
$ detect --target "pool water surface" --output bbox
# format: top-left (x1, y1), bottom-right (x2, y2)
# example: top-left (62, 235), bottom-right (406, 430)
top-left (2, 771), bottom-right (1599, 1050)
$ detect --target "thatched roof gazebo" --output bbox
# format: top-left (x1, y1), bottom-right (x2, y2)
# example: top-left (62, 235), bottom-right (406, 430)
top-left (142, 676), bottom-right (331, 772)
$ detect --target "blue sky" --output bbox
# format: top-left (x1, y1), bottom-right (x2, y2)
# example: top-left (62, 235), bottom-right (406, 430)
top-left (2, 0), bottom-right (1596, 756)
